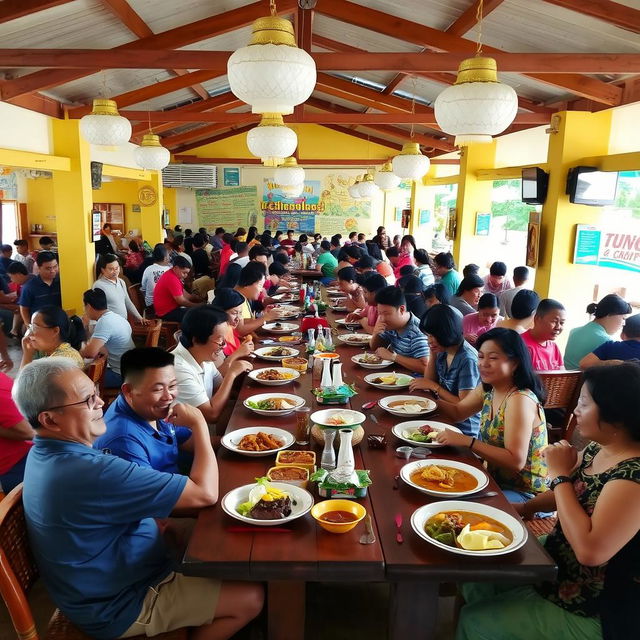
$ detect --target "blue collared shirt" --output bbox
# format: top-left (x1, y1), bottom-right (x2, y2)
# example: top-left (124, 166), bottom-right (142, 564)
top-left (17, 274), bottom-right (62, 312)
top-left (95, 394), bottom-right (192, 473)
top-left (23, 436), bottom-right (187, 639)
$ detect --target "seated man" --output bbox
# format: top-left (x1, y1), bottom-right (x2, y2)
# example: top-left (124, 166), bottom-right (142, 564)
top-left (521, 298), bottom-right (566, 371)
top-left (12, 239), bottom-right (35, 274)
top-left (315, 240), bottom-right (338, 285)
top-left (81, 288), bottom-right (135, 387)
top-left (153, 255), bottom-right (201, 322)
top-left (369, 285), bottom-right (430, 373)
top-left (580, 313), bottom-right (640, 368)
top-left (234, 262), bottom-right (280, 337)
top-left (18, 250), bottom-right (61, 326)
top-left (172, 306), bottom-right (253, 423)
top-left (95, 348), bottom-right (193, 473)
top-left (14, 357), bottom-right (262, 640)
top-left (140, 244), bottom-right (171, 310)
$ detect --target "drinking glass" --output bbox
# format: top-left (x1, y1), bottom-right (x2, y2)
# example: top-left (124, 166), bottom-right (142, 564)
top-left (295, 406), bottom-right (311, 446)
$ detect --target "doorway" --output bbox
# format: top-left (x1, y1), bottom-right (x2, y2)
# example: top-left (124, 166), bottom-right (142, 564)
top-left (0, 200), bottom-right (18, 245)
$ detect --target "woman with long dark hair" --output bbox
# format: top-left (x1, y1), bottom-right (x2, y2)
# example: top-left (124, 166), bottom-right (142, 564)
top-left (433, 327), bottom-right (548, 502)
top-left (457, 363), bottom-right (640, 640)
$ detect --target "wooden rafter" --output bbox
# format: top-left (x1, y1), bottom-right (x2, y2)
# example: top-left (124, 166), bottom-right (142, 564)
top-left (315, 0), bottom-right (622, 105)
top-left (0, 0), bottom-right (73, 25)
top-left (171, 124), bottom-right (255, 154)
top-left (99, 0), bottom-right (209, 102)
top-left (446, 0), bottom-right (507, 36)
top-left (541, 0), bottom-right (640, 34)
top-left (0, 0), bottom-right (297, 100)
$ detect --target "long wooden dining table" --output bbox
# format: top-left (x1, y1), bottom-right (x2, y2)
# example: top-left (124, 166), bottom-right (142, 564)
top-left (182, 298), bottom-right (557, 639)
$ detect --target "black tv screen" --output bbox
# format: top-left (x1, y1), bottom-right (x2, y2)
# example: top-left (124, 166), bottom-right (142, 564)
top-left (522, 167), bottom-right (549, 205)
top-left (567, 166), bottom-right (618, 206)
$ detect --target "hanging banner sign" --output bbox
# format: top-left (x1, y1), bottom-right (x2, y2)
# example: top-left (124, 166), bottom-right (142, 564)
top-left (573, 222), bottom-right (640, 274)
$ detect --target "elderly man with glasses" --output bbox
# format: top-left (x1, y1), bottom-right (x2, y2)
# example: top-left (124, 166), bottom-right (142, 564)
top-left (13, 358), bottom-right (262, 639)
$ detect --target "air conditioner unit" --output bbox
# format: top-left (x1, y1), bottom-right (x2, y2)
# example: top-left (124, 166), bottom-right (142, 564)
top-left (161, 164), bottom-right (217, 188)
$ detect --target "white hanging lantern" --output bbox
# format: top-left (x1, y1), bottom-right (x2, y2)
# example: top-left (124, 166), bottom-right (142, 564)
top-left (281, 183), bottom-right (304, 198)
top-left (274, 156), bottom-right (305, 186)
top-left (246, 113), bottom-right (297, 167)
top-left (80, 99), bottom-right (132, 147)
top-left (392, 142), bottom-right (430, 180)
top-left (357, 171), bottom-right (380, 199)
top-left (227, 15), bottom-right (316, 115)
top-left (348, 175), bottom-right (363, 200)
top-left (374, 161), bottom-right (401, 190)
top-left (434, 57), bottom-right (518, 146)
top-left (133, 133), bottom-right (170, 171)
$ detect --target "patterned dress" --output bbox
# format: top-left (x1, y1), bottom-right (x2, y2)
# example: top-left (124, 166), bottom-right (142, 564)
top-left (538, 442), bottom-right (640, 627)
top-left (478, 388), bottom-right (548, 495)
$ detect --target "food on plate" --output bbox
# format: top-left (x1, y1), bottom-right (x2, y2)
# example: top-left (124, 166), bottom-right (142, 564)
top-left (314, 352), bottom-right (339, 359)
top-left (358, 353), bottom-right (383, 364)
top-left (268, 467), bottom-right (308, 481)
top-left (263, 347), bottom-right (295, 357)
top-left (389, 400), bottom-right (430, 413)
top-left (370, 374), bottom-right (411, 385)
top-left (237, 478), bottom-right (293, 520)
top-left (404, 424), bottom-right (439, 443)
top-left (410, 465), bottom-right (478, 492)
top-left (277, 450), bottom-right (315, 465)
top-left (343, 335), bottom-right (369, 343)
top-left (323, 412), bottom-right (353, 426)
top-left (256, 368), bottom-right (295, 381)
top-left (319, 510), bottom-right (359, 524)
top-left (424, 511), bottom-right (512, 550)
top-left (247, 397), bottom-right (300, 411)
top-left (278, 336), bottom-right (299, 342)
top-left (237, 431), bottom-right (284, 452)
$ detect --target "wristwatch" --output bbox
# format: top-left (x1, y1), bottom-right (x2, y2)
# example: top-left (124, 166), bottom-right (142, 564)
top-left (549, 475), bottom-right (572, 490)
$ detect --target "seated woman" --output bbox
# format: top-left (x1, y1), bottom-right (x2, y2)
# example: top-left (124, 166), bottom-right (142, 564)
top-left (337, 266), bottom-right (366, 312)
top-left (456, 363), bottom-right (640, 640)
top-left (462, 293), bottom-right (502, 346)
top-left (20, 305), bottom-right (85, 369)
top-left (93, 253), bottom-right (146, 325)
top-left (451, 274), bottom-right (484, 317)
top-left (414, 248), bottom-right (435, 288)
top-left (521, 298), bottom-right (566, 371)
top-left (410, 304), bottom-right (480, 436)
top-left (435, 328), bottom-right (548, 503)
top-left (123, 239), bottom-right (144, 282)
top-left (564, 293), bottom-right (631, 370)
top-left (498, 289), bottom-right (539, 334)
top-left (580, 313), bottom-right (640, 368)
top-left (210, 287), bottom-right (255, 366)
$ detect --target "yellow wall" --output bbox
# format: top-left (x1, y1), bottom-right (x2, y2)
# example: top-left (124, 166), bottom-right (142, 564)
top-left (26, 178), bottom-right (56, 233)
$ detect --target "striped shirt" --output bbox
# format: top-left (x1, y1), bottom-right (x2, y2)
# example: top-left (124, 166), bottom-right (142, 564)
top-left (378, 313), bottom-right (429, 359)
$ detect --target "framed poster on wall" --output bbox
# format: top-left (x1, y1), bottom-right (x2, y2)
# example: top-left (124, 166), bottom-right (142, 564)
top-left (91, 211), bottom-right (101, 242)
top-left (527, 211), bottom-right (541, 268)
top-left (223, 167), bottom-right (240, 187)
top-left (475, 212), bottom-right (491, 236)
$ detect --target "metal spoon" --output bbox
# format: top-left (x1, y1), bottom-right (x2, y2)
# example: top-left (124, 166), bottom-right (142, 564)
top-left (359, 514), bottom-right (376, 545)
top-left (395, 446), bottom-right (431, 460)
top-left (455, 491), bottom-right (499, 500)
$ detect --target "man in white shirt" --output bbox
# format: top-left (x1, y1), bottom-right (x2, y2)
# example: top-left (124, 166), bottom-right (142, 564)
top-left (170, 306), bottom-right (252, 424)
top-left (141, 245), bottom-right (171, 308)
top-left (499, 266), bottom-right (530, 318)
top-left (12, 240), bottom-right (35, 273)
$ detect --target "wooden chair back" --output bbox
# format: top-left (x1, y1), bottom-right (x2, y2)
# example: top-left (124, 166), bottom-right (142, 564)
top-left (0, 485), bottom-right (40, 640)
top-left (128, 283), bottom-right (145, 316)
top-left (539, 370), bottom-right (582, 439)
top-left (84, 356), bottom-right (106, 386)
top-left (131, 319), bottom-right (163, 348)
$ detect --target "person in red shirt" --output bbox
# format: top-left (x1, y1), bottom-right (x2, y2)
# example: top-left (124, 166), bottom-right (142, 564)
top-left (218, 233), bottom-right (236, 277)
top-left (152, 256), bottom-right (201, 322)
top-left (0, 371), bottom-right (35, 492)
top-left (521, 298), bottom-right (566, 371)
top-left (279, 229), bottom-right (297, 255)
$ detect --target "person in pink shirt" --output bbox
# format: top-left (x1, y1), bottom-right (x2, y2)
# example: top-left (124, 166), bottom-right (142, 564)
top-left (521, 298), bottom-right (566, 371)
top-left (345, 273), bottom-right (386, 334)
top-left (483, 261), bottom-right (514, 295)
top-left (386, 246), bottom-right (414, 280)
top-left (462, 293), bottom-right (502, 346)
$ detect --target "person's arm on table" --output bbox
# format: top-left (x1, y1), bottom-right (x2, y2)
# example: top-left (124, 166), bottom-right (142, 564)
top-left (196, 360), bottom-right (252, 423)
top-left (236, 306), bottom-right (280, 336)
top-left (217, 339), bottom-right (254, 376)
top-left (81, 336), bottom-right (106, 360)
top-left (374, 346), bottom-right (427, 374)
top-left (579, 352), bottom-right (623, 369)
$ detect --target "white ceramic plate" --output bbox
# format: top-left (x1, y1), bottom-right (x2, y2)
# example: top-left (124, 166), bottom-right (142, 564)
top-left (221, 482), bottom-right (314, 526)
top-left (410, 500), bottom-right (528, 556)
top-left (379, 395), bottom-right (437, 416)
top-left (263, 322), bottom-right (299, 333)
top-left (243, 392), bottom-right (306, 416)
top-left (273, 305), bottom-right (300, 319)
top-left (335, 318), bottom-right (362, 329)
top-left (400, 458), bottom-right (489, 497)
top-left (364, 372), bottom-right (413, 390)
top-left (310, 408), bottom-right (367, 427)
top-left (337, 333), bottom-right (371, 346)
top-left (271, 293), bottom-right (297, 302)
top-left (248, 367), bottom-right (301, 386)
top-left (254, 346), bottom-right (300, 361)
top-left (392, 420), bottom-right (463, 448)
top-left (326, 289), bottom-right (343, 297)
top-left (332, 305), bottom-right (348, 312)
top-left (351, 353), bottom-right (393, 370)
top-left (221, 426), bottom-right (295, 456)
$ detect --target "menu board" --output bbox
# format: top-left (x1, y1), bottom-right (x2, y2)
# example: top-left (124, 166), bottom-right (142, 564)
top-left (195, 186), bottom-right (258, 231)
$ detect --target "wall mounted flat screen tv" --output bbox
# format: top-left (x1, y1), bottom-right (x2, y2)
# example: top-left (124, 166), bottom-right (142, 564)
top-left (521, 167), bottom-right (549, 204)
top-left (566, 166), bottom-right (619, 206)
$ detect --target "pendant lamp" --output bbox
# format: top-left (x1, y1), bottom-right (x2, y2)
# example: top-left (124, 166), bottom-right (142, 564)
top-left (80, 99), bottom-right (131, 147)
top-left (392, 143), bottom-right (430, 181)
top-left (246, 113), bottom-right (297, 167)
top-left (134, 133), bottom-right (170, 171)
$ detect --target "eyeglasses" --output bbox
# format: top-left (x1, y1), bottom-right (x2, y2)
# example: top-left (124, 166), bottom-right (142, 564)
top-left (27, 322), bottom-right (53, 332)
top-left (46, 387), bottom-right (101, 412)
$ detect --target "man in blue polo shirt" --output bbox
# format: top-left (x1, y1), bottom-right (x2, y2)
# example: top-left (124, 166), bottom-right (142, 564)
top-left (18, 250), bottom-right (61, 325)
top-left (13, 358), bottom-right (262, 639)
top-left (95, 347), bottom-right (193, 472)
top-left (370, 285), bottom-right (430, 373)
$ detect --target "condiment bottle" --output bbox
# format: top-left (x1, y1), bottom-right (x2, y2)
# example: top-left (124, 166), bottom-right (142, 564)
top-left (320, 429), bottom-right (337, 470)
top-left (332, 428), bottom-right (358, 484)
top-left (320, 358), bottom-right (333, 389)
top-left (306, 328), bottom-right (316, 353)
top-left (331, 362), bottom-right (343, 388)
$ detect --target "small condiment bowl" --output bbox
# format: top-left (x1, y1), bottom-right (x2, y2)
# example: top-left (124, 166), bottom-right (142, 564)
top-left (311, 499), bottom-right (366, 534)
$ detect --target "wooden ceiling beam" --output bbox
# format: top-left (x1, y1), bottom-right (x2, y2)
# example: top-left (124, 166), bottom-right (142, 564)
top-left (0, 0), bottom-right (296, 100)
top-left (541, 0), bottom-right (640, 34)
top-left (173, 155), bottom-right (458, 165)
top-left (171, 124), bottom-right (255, 154)
top-left (315, 0), bottom-right (622, 105)
top-left (0, 0), bottom-right (74, 24)
top-left (446, 0), bottom-right (507, 36)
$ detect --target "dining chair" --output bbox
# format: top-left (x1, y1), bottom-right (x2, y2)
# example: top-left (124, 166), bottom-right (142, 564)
top-left (127, 283), bottom-right (145, 317)
top-left (0, 486), bottom-right (187, 640)
top-left (131, 319), bottom-right (163, 348)
top-left (539, 370), bottom-right (582, 442)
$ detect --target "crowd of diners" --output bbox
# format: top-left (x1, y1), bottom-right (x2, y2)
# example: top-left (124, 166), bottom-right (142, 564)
top-left (0, 223), bottom-right (638, 639)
